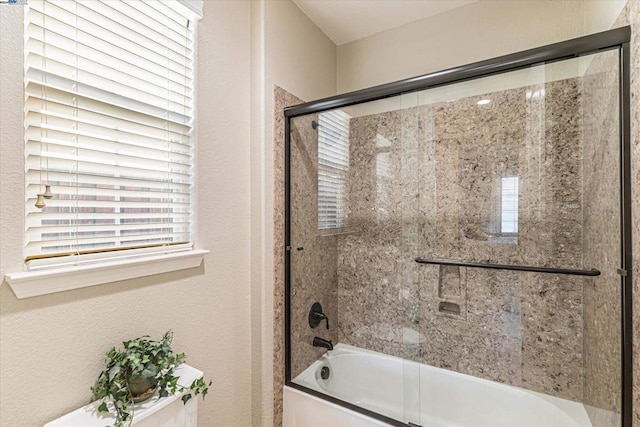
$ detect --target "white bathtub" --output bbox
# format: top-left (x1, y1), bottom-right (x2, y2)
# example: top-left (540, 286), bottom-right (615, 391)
top-left (284, 344), bottom-right (594, 427)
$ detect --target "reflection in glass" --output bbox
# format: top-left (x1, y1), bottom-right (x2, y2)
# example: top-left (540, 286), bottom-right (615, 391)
top-left (501, 176), bottom-right (519, 234)
top-left (317, 110), bottom-right (350, 230)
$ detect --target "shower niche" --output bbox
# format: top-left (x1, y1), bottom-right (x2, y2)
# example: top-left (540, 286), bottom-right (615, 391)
top-left (284, 28), bottom-right (632, 427)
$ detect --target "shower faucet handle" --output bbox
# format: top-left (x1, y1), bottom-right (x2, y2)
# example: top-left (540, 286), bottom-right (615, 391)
top-left (309, 302), bottom-right (329, 329)
top-left (315, 312), bottom-right (329, 330)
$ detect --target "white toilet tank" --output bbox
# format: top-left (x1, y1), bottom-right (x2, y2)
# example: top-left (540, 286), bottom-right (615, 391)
top-left (45, 364), bottom-right (203, 427)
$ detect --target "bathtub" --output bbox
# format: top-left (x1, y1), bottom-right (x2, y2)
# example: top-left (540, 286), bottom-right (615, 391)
top-left (284, 344), bottom-right (594, 427)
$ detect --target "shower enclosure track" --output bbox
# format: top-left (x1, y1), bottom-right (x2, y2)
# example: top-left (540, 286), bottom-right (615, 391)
top-left (414, 257), bottom-right (601, 276)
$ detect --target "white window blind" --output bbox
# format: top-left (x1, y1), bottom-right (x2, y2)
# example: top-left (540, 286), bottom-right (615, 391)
top-left (24, 0), bottom-right (196, 262)
top-left (317, 110), bottom-right (350, 230)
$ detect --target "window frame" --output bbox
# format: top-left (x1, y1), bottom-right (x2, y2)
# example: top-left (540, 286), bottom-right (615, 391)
top-left (4, 0), bottom-right (207, 299)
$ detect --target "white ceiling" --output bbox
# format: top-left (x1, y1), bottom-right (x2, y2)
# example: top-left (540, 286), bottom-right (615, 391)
top-left (292, 0), bottom-right (477, 46)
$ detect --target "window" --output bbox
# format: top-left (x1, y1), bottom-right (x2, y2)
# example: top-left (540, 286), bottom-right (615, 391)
top-left (317, 110), bottom-right (350, 230)
top-left (24, 0), bottom-right (198, 266)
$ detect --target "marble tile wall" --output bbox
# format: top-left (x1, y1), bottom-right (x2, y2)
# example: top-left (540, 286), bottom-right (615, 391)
top-left (288, 112), bottom-right (340, 379)
top-left (517, 79), bottom-right (585, 401)
top-left (273, 86), bottom-right (341, 427)
top-left (615, 0), bottom-right (640, 425)
top-left (336, 110), bottom-right (408, 358)
top-left (581, 48), bottom-right (623, 426)
top-left (607, 4), bottom-right (640, 426)
top-left (338, 79), bottom-right (588, 402)
top-left (272, 86), bottom-right (302, 427)
top-left (622, 3), bottom-right (640, 427)
top-left (274, 86), bottom-right (340, 426)
top-left (581, 4), bottom-right (640, 425)
top-left (632, 2), bottom-right (640, 425)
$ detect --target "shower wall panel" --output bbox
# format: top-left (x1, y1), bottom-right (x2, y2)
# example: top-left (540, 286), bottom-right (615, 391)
top-left (337, 78), bottom-right (586, 402)
top-left (273, 86), bottom-right (303, 427)
top-left (289, 111), bottom-right (339, 379)
top-left (632, 6), bottom-right (640, 427)
top-left (517, 79), bottom-right (584, 401)
top-left (582, 50), bottom-right (622, 426)
top-left (336, 111), bottom-right (407, 357)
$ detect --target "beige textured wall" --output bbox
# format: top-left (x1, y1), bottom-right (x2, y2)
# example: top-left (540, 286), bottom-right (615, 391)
top-left (249, 1), bottom-right (336, 426)
top-left (0, 2), bottom-right (252, 426)
top-left (584, 0), bottom-right (628, 34)
top-left (336, 1), bottom-right (630, 94)
top-left (270, 86), bottom-right (303, 427)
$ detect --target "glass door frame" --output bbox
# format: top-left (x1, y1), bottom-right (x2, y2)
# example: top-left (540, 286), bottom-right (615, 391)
top-left (284, 26), bottom-right (632, 427)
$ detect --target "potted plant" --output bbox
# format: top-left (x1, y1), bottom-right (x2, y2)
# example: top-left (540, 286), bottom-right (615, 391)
top-left (91, 331), bottom-right (211, 427)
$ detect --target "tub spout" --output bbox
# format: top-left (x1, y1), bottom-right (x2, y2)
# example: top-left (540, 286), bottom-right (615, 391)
top-left (312, 336), bottom-right (333, 351)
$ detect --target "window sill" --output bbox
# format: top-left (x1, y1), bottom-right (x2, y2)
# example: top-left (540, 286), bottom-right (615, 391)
top-left (3, 249), bottom-right (209, 299)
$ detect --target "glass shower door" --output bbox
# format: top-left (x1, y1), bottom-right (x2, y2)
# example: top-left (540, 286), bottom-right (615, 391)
top-left (399, 90), bottom-right (423, 426)
top-left (285, 34), bottom-right (628, 427)
top-left (412, 49), bottom-right (623, 427)
top-left (288, 94), bottom-right (423, 423)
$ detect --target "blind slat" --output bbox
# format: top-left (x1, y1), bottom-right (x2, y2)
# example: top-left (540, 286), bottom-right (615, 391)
top-left (26, 170), bottom-right (191, 191)
top-left (26, 234), bottom-right (190, 256)
top-left (26, 211), bottom-right (191, 226)
top-left (27, 222), bottom-right (191, 236)
top-left (25, 29), bottom-right (193, 89)
top-left (25, 83), bottom-right (192, 135)
top-left (28, 2), bottom-right (193, 69)
top-left (26, 65), bottom-right (192, 117)
top-left (26, 52), bottom-right (193, 107)
top-left (26, 185), bottom-right (191, 200)
top-left (26, 131), bottom-right (192, 164)
top-left (26, 153), bottom-right (192, 177)
top-left (26, 68), bottom-right (192, 124)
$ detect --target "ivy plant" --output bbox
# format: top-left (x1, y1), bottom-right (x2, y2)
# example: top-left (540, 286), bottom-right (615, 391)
top-left (91, 331), bottom-right (211, 427)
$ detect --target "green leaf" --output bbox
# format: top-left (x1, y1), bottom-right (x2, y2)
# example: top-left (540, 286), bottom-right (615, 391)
top-left (108, 365), bottom-right (120, 382)
top-left (91, 330), bottom-right (212, 427)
